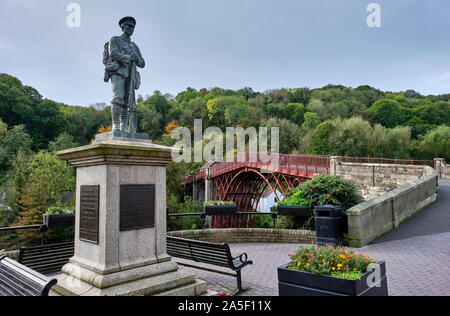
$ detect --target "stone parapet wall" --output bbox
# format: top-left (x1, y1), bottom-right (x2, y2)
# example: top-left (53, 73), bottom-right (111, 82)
top-left (330, 157), bottom-right (428, 200)
top-left (167, 228), bottom-right (316, 244)
top-left (434, 158), bottom-right (450, 180)
top-left (345, 166), bottom-right (438, 247)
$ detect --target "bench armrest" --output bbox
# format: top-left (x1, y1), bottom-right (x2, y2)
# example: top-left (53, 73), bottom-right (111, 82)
top-left (233, 253), bottom-right (248, 264)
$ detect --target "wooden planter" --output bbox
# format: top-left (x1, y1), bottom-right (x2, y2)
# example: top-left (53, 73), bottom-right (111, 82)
top-left (203, 205), bottom-right (237, 216)
top-left (278, 261), bottom-right (388, 296)
top-left (43, 214), bottom-right (75, 228)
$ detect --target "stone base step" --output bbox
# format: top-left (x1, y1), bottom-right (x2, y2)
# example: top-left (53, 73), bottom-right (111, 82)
top-left (154, 279), bottom-right (207, 296)
top-left (53, 269), bottom-right (199, 296)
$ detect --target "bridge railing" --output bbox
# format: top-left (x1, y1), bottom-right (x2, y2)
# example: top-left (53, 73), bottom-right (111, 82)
top-left (209, 153), bottom-right (330, 178)
top-left (339, 156), bottom-right (435, 168)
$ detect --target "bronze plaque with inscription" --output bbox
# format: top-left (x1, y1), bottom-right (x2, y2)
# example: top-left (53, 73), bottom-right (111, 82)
top-left (120, 184), bottom-right (155, 231)
top-left (79, 185), bottom-right (100, 244)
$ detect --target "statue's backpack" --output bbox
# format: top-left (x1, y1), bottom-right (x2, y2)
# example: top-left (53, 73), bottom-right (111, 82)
top-left (103, 42), bottom-right (119, 82)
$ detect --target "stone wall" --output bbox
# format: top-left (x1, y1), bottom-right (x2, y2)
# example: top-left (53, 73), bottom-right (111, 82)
top-left (330, 156), bottom-right (428, 200)
top-left (434, 158), bottom-right (450, 180)
top-left (344, 166), bottom-right (438, 247)
top-left (168, 228), bottom-right (316, 244)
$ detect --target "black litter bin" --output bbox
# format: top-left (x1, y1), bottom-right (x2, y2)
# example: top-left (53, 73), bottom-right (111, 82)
top-left (315, 205), bottom-right (343, 247)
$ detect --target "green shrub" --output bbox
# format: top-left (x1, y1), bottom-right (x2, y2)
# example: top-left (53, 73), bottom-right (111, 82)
top-left (298, 174), bottom-right (363, 212)
top-left (253, 214), bottom-right (275, 229)
top-left (277, 190), bottom-right (309, 206)
top-left (168, 196), bottom-right (204, 231)
top-left (277, 175), bottom-right (362, 230)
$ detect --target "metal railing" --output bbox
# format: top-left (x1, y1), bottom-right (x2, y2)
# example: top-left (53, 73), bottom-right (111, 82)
top-left (0, 224), bottom-right (47, 245)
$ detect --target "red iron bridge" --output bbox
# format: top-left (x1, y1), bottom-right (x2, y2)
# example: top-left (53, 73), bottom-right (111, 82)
top-left (184, 153), bottom-right (434, 227)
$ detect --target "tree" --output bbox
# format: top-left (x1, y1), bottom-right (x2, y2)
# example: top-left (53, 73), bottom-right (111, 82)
top-left (263, 118), bottom-right (303, 154)
top-left (0, 119), bottom-right (32, 172)
top-left (302, 112), bottom-right (321, 130)
top-left (367, 99), bottom-right (404, 128)
top-left (284, 103), bottom-right (307, 126)
top-left (12, 152), bottom-right (75, 245)
top-left (139, 104), bottom-right (164, 140)
top-left (412, 126), bottom-right (450, 161)
top-left (48, 133), bottom-right (79, 153)
top-left (308, 122), bottom-right (336, 155)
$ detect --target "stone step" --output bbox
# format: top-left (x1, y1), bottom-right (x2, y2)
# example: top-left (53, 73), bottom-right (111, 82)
top-left (153, 279), bottom-right (207, 296)
top-left (53, 269), bottom-right (198, 296)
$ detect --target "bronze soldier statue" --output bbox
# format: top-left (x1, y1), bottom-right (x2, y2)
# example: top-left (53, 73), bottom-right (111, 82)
top-left (104, 16), bottom-right (145, 135)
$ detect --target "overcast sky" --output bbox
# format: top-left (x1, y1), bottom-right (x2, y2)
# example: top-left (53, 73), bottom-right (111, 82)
top-left (1, 0), bottom-right (450, 107)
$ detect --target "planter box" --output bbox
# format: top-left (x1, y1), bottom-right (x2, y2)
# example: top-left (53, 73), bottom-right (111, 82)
top-left (204, 205), bottom-right (237, 216)
top-left (43, 214), bottom-right (75, 228)
top-left (278, 261), bottom-right (388, 296)
top-left (277, 206), bottom-right (310, 217)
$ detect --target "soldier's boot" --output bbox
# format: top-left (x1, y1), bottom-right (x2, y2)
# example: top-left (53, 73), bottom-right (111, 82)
top-left (111, 104), bottom-right (121, 132)
top-left (120, 107), bottom-right (129, 132)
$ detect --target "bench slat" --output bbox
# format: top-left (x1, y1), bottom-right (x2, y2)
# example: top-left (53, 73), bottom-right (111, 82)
top-left (18, 242), bottom-right (74, 274)
top-left (0, 256), bottom-right (57, 296)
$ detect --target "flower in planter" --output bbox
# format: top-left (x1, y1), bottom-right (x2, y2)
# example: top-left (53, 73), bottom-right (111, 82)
top-left (46, 206), bottom-right (74, 215)
top-left (203, 201), bottom-right (236, 206)
top-left (288, 246), bottom-right (375, 280)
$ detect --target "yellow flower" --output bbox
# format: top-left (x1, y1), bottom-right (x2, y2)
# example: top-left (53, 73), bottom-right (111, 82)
top-left (340, 254), bottom-right (346, 260)
top-left (332, 267), bottom-right (336, 271)
top-left (337, 264), bottom-right (343, 268)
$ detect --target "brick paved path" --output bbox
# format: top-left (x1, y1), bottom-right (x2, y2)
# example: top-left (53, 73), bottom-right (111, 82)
top-left (179, 181), bottom-right (450, 296)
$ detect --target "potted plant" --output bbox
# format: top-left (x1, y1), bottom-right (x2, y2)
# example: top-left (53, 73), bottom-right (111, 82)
top-left (43, 206), bottom-right (75, 228)
top-left (203, 201), bottom-right (237, 216)
top-left (278, 246), bottom-right (388, 296)
top-left (277, 189), bottom-right (310, 217)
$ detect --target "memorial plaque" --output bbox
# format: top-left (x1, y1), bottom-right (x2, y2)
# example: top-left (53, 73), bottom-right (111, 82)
top-left (120, 184), bottom-right (155, 231)
top-left (79, 185), bottom-right (100, 244)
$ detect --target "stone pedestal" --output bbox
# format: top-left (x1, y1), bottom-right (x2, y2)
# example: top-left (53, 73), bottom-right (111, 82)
top-left (53, 137), bottom-right (206, 296)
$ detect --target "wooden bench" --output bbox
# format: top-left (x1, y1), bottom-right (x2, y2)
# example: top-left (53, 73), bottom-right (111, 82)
top-left (18, 242), bottom-right (74, 275)
top-left (167, 236), bottom-right (253, 295)
top-left (0, 255), bottom-right (57, 296)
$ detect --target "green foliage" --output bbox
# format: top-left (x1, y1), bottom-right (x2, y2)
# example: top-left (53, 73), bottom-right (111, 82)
top-left (277, 190), bottom-right (309, 206)
top-left (368, 99), bottom-right (404, 128)
top-left (0, 119), bottom-right (32, 172)
top-left (61, 105), bottom-right (111, 145)
top-left (302, 112), bottom-right (320, 130)
top-left (5, 151), bottom-right (76, 245)
top-left (168, 196), bottom-right (204, 231)
top-left (412, 126), bottom-right (450, 161)
top-left (308, 122), bottom-right (336, 154)
top-left (263, 118), bottom-right (303, 154)
top-left (288, 246), bottom-right (376, 279)
top-left (253, 214), bottom-right (275, 229)
top-left (203, 201), bottom-right (236, 206)
top-left (48, 133), bottom-right (79, 153)
top-left (297, 175), bottom-right (363, 212)
top-left (46, 206), bottom-right (74, 215)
